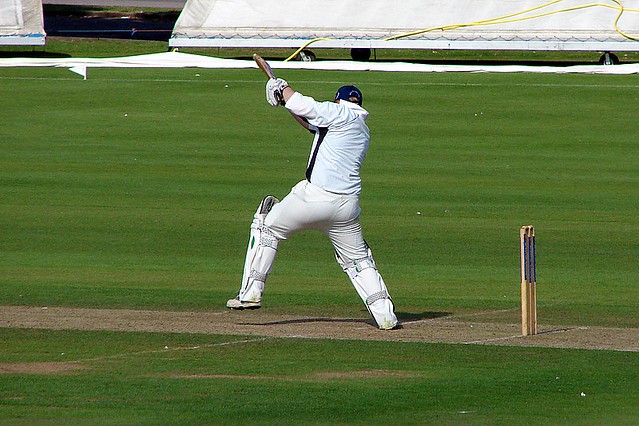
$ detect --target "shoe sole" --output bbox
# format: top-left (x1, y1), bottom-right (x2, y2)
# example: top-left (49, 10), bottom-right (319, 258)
top-left (380, 323), bottom-right (402, 330)
top-left (227, 305), bottom-right (261, 310)
top-left (226, 301), bottom-right (261, 310)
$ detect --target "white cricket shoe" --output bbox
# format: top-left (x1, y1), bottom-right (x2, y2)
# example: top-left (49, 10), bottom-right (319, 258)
top-left (379, 321), bottom-right (402, 330)
top-left (226, 297), bottom-right (261, 310)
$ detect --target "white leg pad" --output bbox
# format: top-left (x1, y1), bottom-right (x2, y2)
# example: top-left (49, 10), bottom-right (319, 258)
top-left (238, 196), bottom-right (280, 302)
top-left (336, 249), bottom-right (399, 330)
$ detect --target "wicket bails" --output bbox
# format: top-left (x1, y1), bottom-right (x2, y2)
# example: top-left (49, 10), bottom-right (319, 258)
top-left (520, 225), bottom-right (537, 336)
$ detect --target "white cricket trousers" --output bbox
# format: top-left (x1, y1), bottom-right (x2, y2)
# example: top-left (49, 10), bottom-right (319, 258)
top-left (259, 180), bottom-right (398, 329)
top-left (265, 180), bottom-right (367, 261)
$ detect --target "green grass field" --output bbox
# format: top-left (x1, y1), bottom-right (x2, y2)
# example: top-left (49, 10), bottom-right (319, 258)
top-left (1, 50), bottom-right (638, 424)
top-left (1, 328), bottom-right (638, 425)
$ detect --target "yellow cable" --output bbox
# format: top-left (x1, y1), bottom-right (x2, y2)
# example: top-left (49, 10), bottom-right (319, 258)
top-left (284, 38), bottom-right (331, 62)
top-left (284, 0), bottom-right (639, 56)
top-left (611, 0), bottom-right (639, 40)
top-left (468, 3), bottom-right (617, 28)
top-left (477, 2), bottom-right (639, 27)
top-left (384, 0), bottom-right (566, 41)
top-left (384, 0), bottom-right (639, 42)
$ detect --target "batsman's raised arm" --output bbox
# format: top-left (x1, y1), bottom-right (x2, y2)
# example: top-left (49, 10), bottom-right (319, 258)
top-left (282, 86), bottom-right (311, 130)
top-left (288, 110), bottom-right (312, 131)
top-left (265, 78), bottom-right (310, 130)
top-left (281, 85), bottom-right (294, 103)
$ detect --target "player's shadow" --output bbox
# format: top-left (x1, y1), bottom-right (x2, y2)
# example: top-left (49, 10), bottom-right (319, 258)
top-left (397, 311), bottom-right (450, 322)
top-left (242, 318), bottom-right (370, 326)
top-left (242, 312), bottom-right (450, 327)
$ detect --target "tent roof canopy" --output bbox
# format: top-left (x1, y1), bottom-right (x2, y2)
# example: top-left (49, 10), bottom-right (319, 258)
top-left (170, 0), bottom-right (639, 51)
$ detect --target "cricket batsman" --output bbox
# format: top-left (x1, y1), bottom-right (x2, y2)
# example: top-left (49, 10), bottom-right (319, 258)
top-left (226, 77), bottom-right (400, 330)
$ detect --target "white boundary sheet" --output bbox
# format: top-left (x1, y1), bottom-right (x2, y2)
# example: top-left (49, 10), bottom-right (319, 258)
top-left (0, 0), bottom-right (45, 46)
top-left (169, 0), bottom-right (639, 51)
top-left (1, 52), bottom-right (639, 75)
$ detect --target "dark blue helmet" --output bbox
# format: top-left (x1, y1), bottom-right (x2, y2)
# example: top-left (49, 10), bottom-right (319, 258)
top-left (334, 85), bottom-right (363, 106)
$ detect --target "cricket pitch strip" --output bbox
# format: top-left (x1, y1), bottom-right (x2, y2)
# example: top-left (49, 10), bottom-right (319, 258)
top-left (1, 305), bottom-right (637, 352)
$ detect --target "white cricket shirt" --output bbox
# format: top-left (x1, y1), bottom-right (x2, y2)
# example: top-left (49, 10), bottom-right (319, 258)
top-left (285, 92), bottom-right (370, 195)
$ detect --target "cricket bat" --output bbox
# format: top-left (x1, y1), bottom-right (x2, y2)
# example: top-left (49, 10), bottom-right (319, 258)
top-left (253, 54), bottom-right (276, 79)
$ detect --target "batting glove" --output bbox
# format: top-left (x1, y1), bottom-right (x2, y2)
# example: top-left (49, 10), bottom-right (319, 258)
top-left (266, 78), bottom-right (288, 107)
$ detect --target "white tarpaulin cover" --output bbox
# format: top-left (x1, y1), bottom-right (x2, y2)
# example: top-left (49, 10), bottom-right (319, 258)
top-left (170, 0), bottom-right (639, 51)
top-left (0, 0), bottom-right (45, 45)
top-left (2, 51), bottom-right (639, 75)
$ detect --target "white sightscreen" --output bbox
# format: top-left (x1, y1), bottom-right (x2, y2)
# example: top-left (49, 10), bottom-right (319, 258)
top-left (0, 0), bottom-right (45, 45)
top-left (170, 0), bottom-right (639, 51)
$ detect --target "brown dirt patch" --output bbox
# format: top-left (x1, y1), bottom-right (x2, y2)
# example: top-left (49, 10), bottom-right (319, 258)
top-left (1, 305), bottom-right (637, 352)
top-left (0, 361), bottom-right (85, 375)
top-left (313, 369), bottom-right (419, 380)
top-left (168, 370), bottom-right (418, 382)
